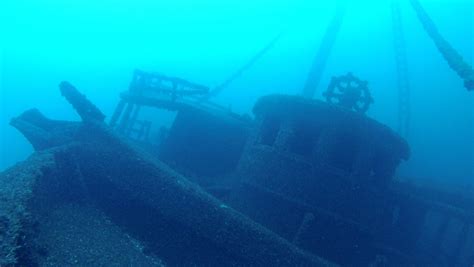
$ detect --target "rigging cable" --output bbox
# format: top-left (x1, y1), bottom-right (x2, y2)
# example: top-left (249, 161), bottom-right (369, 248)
top-left (203, 33), bottom-right (282, 101)
top-left (409, 0), bottom-right (474, 91)
top-left (302, 3), bottom-right (347, 98)
top-left (392, 1), bottom-right (411, 138)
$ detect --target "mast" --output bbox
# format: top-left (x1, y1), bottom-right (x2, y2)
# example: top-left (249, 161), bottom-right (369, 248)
top-left (302, 3), bottom-right (346, 98)
top-left (392, 1), bottom-right (411, 139)
top-left (203, 34), bottom-right (281, 100)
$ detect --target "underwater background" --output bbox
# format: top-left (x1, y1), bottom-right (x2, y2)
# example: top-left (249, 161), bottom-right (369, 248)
top-left (1, 0), bottom-right (473, 194)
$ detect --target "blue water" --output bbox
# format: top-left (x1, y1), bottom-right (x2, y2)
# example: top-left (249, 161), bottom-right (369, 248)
top-left (0, 1), bottom-right (473, 264)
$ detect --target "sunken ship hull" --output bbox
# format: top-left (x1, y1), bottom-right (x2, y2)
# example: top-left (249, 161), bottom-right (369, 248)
top-left (1, 78), bottom-right (473, 266)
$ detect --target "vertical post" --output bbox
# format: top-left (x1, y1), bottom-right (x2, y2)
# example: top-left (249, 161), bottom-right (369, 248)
top-left (392, 1), bottom-right (411, 139)
top-left (117, 103), bottom-right (135, 134)
top-left (125, 105), bottom-right (142, 136)
top-left (109, 99), bottom-right (127, 129)
top-left (302, 3), bottom-right (346, 98)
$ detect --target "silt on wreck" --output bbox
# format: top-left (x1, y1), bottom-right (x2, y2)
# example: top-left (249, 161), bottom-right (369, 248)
top-left (1, 72), bottom-right (474, 266)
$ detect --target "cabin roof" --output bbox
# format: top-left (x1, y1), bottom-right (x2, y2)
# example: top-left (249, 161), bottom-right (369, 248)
top-left (253, 94), bottom-right (410, 160)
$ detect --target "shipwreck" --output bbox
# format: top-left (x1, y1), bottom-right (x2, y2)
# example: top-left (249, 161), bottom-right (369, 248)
top-left (1, 69), bottom-right (473, 266)
top-left (2, 0), bottom-right (474, 265)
